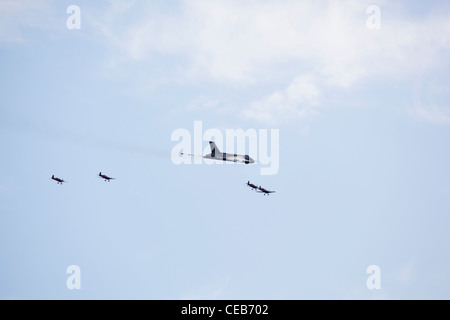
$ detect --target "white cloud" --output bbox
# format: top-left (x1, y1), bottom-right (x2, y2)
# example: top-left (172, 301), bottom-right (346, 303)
top-left (242, 76), bottom-right (321, 125)
top-left (100, 1), bottom-right (449, 78)
top-left (97, 0), bottom-right (450, 124)
top-left (406, 105), bottom-right (450, 125)
top-left (187, 96), bottom-right (221, 111)
top-left (0, 0), bottom-right (48, 43)
top-left (405, 79), bottom-right (450, 125)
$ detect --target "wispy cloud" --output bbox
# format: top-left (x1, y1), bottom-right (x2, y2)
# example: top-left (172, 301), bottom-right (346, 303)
top-left (96, 0), bottom-right (450, 124)
top-left (406, 105), bottom-right (450, 125)
top-left (187, 96), bottom-right (222, 111)
top-left (98, 1), bottom-right (450, 80)
top-left (405, 79), bottom-right (450, 125)
top-left (3, 1), bottom-right (450, 125)
top-left (0, 0), bottom-right (49, 43)
top-left (242, 76), bottom-right (321, 125)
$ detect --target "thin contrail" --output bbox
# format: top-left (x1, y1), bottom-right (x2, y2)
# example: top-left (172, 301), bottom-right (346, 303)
top-left (2, 115), bottom-right (169, 158)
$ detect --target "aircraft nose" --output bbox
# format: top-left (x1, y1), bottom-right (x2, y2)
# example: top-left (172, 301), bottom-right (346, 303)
top-left (249, 157), bottom-right (255, 164)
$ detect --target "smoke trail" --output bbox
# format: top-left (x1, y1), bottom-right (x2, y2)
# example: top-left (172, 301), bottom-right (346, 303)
top-left (1, 115), bottom-right (169, 158)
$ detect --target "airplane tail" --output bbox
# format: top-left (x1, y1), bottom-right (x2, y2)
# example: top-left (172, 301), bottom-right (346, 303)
top-left (52, 175), bottom-right (54, 178)
top-left (209, 141), bottom-right (222, 157)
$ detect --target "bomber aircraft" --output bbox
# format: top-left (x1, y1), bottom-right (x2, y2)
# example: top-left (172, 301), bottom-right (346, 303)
top-left (182, 141), bottom-right (255, 164)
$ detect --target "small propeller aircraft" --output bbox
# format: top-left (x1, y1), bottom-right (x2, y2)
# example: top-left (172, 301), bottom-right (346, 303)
top-left (246, 181), bottom-right (276, 195)
top-left (51, 175), bottom-right (66, 185)
top-left (256, 186), bottom-right (276, 196)
top-left (98, 172), bottom-right (115, 182)
top-left (246, 181), bottom-right (258, 190)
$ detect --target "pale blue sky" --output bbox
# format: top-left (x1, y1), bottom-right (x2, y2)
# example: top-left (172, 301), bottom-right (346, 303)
top-left (1, 0), bottom-right (450, 299)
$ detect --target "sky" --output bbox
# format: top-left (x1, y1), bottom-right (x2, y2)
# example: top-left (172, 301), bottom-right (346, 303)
top-left (1, 0), bottom-right (450, 299)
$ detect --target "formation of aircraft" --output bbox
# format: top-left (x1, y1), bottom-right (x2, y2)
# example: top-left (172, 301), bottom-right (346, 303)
top-left (51, 172), bottom-right (115, 185)
top-left (51, 175), bottom-right (66, 185)
top-left (247, 181), bottom-right (276, 195)
top-left (52, 143), bottom-right (270, 193)
top-left (182, 141), bottom-right (255, 164)
top-left (52, 174), bottom-right (275, 196)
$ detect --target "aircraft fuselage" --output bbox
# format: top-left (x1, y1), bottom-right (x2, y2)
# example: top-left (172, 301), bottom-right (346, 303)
top-left (204, 152), bottom-right (255, 164)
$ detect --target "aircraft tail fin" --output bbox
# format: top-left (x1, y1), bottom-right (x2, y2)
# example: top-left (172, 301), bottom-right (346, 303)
top-left (209, 141), bottom-right (222, 157)
top-left (52, 175), bottom-right (54, 178)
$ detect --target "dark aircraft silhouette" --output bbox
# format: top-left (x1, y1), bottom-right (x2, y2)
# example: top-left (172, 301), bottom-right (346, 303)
top-left (246, 181), bottom-right (276, 195)
top-left (51, 175), bottom-right (66, 185)
top-left (246, 181), bottom-right (258, 190)
top-left (98, 172), bottom-right (115, 182)
top-left (256, 186), bottom-right (276, 195)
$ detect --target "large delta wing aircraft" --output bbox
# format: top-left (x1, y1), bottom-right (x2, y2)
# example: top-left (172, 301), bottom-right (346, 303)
top-left (182, 141), bottom-right (255, 164)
